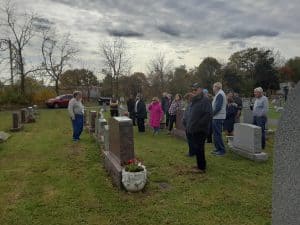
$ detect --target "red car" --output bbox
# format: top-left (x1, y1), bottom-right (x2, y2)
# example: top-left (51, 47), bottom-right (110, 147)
top-left (45, 94), bottom-right (73, 108)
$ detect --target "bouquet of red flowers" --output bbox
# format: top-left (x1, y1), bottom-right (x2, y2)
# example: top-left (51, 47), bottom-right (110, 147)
top-left (123, 158), bottom-right (144, 172)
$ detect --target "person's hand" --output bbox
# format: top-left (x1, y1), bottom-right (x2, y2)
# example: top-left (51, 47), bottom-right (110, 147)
top-left (71, 116), bottom-right (75, 120)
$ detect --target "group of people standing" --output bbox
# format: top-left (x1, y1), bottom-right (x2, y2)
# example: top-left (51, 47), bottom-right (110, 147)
top-left (67, 83), bottom-right (269, 174)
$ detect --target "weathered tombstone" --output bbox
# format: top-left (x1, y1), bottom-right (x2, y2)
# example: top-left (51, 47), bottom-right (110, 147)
top-left (83, 111), bottom-right (88, 126)
top-left (171, 109), bottom-right (186, 140)
top-left (242, 108), bottom-right (253, 124)
top-left (33, 105), bottom-right (38, 115)
top-left (95, 118), bottom-right (107, 144)
top-left (104, 116), bottom-right (134, 188)
top-left (103, 125), bottom-right (109, 152)
top-left (272, 81), bottom-right (300, 225)
top-left (230, 123), bottom-right (268, 162)
top-left (20, 108), bottom-right (27, 123)
top-left (27, 107), bottom-right (36, 123)
top-left (89, 111), bottom-right (97, 133)
top-left (10, 112), bottom-right (23, 131)
top-left (0, 131), bottom-right (11, 143)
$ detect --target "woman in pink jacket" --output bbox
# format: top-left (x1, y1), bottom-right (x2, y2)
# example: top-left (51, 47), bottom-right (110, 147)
top-left (148, 97), bottom-right (163, 135)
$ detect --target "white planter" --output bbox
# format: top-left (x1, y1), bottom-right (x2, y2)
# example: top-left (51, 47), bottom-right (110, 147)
top-left (122, 166), bottom-right (147, 192)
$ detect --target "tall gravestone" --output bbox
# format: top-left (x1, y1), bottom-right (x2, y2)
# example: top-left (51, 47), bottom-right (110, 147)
top-left (20, 108), bottom-right (27, 123)
top-left (10, 112), bottom-right (23, 131)
top-left (172, 109), bottom-right (186, 140)
top-left (104, 117), bottom-right (134, 188)
top-left (272, 82), bottom-right (300, 225)
top-left (89, 111), bottom-right (97, 133)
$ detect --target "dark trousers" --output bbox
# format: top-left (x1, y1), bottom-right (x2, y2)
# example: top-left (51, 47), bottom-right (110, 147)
top-left (186, 131), bottom-right (195, 156)
top-left (212, 119), bottom-right (225, 153)
top-left (129, 112), bottom-right (136, 126)
top-left (71, 114), bottom-right (83, 140)
top-left (110, 110), bottom-right (119, 117)
top-left (206, 120), bottom-right (213, 143)
top-left (190, 132), bottom-right (207, 170)
top-left (165, 112), bottom-right (170, 127)
top-left (137, 118), bottom-right (145, 132)
top-left (168, 114), bottom-right (176, 131)
top-left (253, 116), bottom-right (267, 149)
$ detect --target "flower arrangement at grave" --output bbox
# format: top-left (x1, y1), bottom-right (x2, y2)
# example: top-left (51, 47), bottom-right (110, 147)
top-left (121, 158), bottom-right (147, 192)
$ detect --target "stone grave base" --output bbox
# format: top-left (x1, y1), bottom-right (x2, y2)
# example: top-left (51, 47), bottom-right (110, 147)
top-left (104, 151), bottom-right (122, 188)
top-left (10, 125), bottom-right (23, 132)
top-left (0, 131), bottom-right (11, 142)
top-left (171, 128), bottom-right (186, 140)
top-left (231, 147), bottom-right (268, 162)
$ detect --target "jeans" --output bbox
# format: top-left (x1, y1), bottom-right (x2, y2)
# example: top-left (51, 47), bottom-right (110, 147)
top-left (190, 132), bottom-right (207, 170)
top-left (71, 114), bottom-right (83, 140)
top-left (212, 119), bottom-right (225, 153)
top-left (253, 116), bottom-right (267, 149)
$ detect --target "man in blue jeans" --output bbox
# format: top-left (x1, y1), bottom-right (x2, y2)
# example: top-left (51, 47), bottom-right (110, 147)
top-left (253, 87), bottom-right (269, 149)
top-left (212, 82), bottom-right (227, 156)
top-left (68, 91), bottom-right (85, 141)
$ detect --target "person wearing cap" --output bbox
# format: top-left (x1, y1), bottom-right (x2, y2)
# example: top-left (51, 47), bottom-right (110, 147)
top-left (212, 82), bottom-right (227, 156)
top-left (68, 91), bottom-right (84, 142)
top-left (186, 83), bottom-right (212, 173)
top-left (253, 87), bottom-right (269, 149)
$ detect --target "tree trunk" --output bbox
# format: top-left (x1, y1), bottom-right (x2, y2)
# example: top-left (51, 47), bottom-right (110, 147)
top-left (55, 79), bottom-right (59, 95)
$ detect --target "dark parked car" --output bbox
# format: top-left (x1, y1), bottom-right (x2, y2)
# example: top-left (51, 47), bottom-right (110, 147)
top-left (98, 97), bottom-right (111, 106)
top-left (46, 94), bottom-right (73, 108)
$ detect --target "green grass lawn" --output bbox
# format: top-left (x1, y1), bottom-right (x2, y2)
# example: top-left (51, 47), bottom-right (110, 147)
top-left (0, 109), bottom-right (273, 225)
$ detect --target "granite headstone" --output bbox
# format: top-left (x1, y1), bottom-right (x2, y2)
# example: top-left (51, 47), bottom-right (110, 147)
top-left (272, 81), bottom-right (300, 225)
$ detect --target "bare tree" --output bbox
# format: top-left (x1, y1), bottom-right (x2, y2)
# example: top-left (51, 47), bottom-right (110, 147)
top-left (148, 52), bottom-right (173, 92)
top-left (0, 0), bottom-right (40, 95)
top-left (42, 29), bottom-right (78, 95)
top-left (100, 38), bottom-right (131, 97)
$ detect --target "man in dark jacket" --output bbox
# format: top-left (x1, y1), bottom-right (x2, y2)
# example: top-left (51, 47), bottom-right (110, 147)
top-left (127, 94), bottom-right (136, 126)
top-left (135, 95), bottom-right (147, 132)
top-left (186, 83), bottom-right (213, 173)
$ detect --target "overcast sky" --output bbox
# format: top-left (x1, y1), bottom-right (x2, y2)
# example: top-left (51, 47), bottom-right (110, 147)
top-left (1, 0), bottom-right (300, 81)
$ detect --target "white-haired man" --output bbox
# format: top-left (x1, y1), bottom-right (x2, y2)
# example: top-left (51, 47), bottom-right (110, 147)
top-left (212, 82), bottom-right (227, 156)
top-left (253, 87), bottom-right (269, 149)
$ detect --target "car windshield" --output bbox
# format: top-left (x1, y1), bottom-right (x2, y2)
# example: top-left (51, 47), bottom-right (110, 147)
top-left (55, 95), bottom-right (63, 99)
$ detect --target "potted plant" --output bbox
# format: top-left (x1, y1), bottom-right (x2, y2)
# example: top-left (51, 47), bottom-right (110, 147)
top-left (122, 159), bottom-right (147, 192)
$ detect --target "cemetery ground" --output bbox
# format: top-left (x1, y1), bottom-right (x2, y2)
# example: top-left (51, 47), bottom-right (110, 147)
top-left (0, 109), bottom-right (274, 225)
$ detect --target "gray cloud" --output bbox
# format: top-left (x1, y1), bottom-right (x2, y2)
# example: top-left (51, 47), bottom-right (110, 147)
top-left (157, 24), bottom-right (180, 37)
top-left (107, 29), bottom-right (144, 37)
top-left (229, 40), bottom-right (247, 48)
top-left (222, 28), bottom-right (280, 39)
top-left (32, 16), bottom-right (54, 31)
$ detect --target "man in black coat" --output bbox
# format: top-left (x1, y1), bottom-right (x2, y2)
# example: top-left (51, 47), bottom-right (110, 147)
top-left (127, 94), bottom-right (136, 126)
top-left (186, 83), bottom-right (213, 173)
top-left (135, 95), bottom-right (147, 132)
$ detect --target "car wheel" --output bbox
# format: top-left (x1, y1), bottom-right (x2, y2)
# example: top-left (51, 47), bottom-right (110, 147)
top-left (54, 103), bottom-right (59, 108)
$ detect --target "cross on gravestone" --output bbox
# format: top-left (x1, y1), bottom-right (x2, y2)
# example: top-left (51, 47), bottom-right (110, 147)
top-left (20, 108), bottom-right (27, 123)
top-left (89, 111), bottom-right (97, 133)
top-left (104, 116), bottom-right (134, 188)
top-left (230, 123), bottom-right (268, 162)
top-left (10, 112), bottom-right (23, 132)
top-left (272, 81), bottom-right (300, 225)
top-left (171, 109), bottom-right (187, 140)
